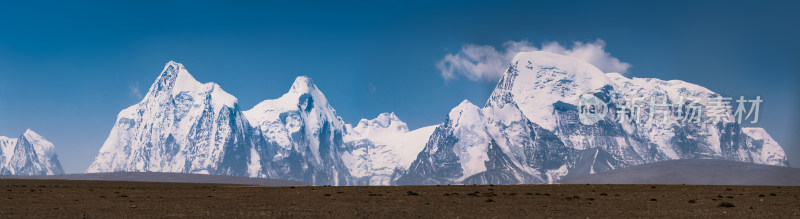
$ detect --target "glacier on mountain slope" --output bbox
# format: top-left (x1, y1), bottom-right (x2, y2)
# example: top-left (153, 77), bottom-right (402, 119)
top-left (493, 51), bottom-right (612, 131)
top-left (242, 76), bottom-right (355, 185)
top-left (741, 127), bottom-right (787, 166)
top-left (0, 129), bottom-right (64, 175)
top-left (341, 112), bottom-right (437, 185)
top-left (399, 51), bottom-right (788, 185)
top-left (87, 61), bottom-right (436, 185)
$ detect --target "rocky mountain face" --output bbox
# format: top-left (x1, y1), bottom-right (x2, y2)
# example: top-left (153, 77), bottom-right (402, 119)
top-left (242, 76), bottom-right (354, 186)
top-left (86, 61), bottom-right (253, 176)
top-left (0, 129), bottom-right (64, 176)
top-left (398, 51), bottom-right (788, 185)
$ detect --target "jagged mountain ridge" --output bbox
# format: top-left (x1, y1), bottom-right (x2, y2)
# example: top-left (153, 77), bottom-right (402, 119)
top-left (0, 129), bottom-right (64, 176)
top-left (87, 61), bottom-right (434, 185)
top-left (398, 51), bottom-right (788, 185)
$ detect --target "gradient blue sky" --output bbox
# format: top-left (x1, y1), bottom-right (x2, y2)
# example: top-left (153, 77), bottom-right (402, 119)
top-left (1, 0), bottom-right (798, 173)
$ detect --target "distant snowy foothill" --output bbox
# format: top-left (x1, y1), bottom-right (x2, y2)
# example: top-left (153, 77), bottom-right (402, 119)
top-left (1, 129), bottom-right (64, 176)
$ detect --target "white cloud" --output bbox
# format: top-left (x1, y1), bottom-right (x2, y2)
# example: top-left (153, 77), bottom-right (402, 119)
top-left (129, 82), bottom-right (142, 99)
top-left (436, 39), bottom-right (631, 82)
top-left (540, 40), bottom-right (631, 75)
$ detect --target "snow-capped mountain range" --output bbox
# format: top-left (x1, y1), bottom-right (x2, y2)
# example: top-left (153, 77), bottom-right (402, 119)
top-left (0, 129), bottom-right (64, 175)
top-left (87, 54), bottom-right (788, 185)
top-left (398, 51), bottom-right (787, 185)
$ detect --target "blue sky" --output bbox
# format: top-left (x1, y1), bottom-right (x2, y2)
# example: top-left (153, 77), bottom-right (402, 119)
top-left (1, 0), bottom-right (798, 173)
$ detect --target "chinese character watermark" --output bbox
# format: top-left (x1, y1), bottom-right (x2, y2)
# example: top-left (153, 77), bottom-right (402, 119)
top-left (577, 94), bottom-right (763, 125)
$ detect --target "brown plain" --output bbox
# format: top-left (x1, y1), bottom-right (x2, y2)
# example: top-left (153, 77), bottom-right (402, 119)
top-left (2, 179), bottom-right (799, 218)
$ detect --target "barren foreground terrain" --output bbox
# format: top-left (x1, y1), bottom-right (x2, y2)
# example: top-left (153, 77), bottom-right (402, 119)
top-left (2, 179), bottom-right (799, 218)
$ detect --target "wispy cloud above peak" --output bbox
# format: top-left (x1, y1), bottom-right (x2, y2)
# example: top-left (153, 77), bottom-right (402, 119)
top-left (540, 40), bottom-right (631, 75)
top-left (436, 39), bottom-right (631, 82)
top-left (129, 81), bottom-right (143, 99)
